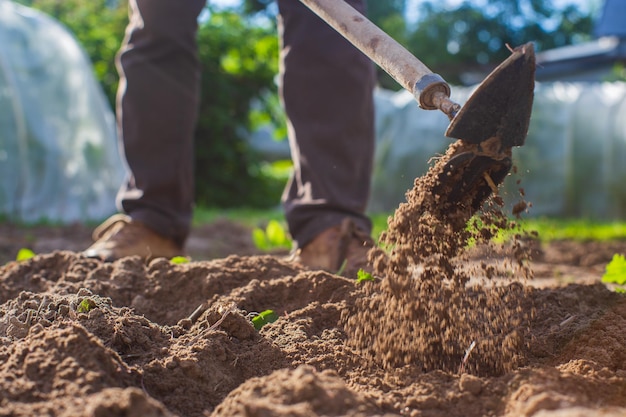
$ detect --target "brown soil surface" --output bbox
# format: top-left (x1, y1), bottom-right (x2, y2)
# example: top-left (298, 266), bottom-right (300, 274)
top-left (1, 216), bottom-right (626, 417)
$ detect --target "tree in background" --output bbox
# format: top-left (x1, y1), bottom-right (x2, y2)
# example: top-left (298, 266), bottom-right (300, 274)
top-left (607, 63), bottom-right (626, 82)
top-left (243, 0), bottom-right (594, 88)
top-left (193, 10), bottom-right (281, 208)
top-left (405, 0), bottom-right (594, 85)
top-left (241, 0), bottom-right (408, 89)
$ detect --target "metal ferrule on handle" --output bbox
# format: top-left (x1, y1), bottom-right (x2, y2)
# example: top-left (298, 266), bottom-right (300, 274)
top-left (299, 0), bottom-right (460, 119)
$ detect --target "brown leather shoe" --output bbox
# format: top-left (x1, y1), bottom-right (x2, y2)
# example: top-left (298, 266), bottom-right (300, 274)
top-left (83, 214), bottom-right (182, 261)
top-left (289, 218), bottom-right (374, 277)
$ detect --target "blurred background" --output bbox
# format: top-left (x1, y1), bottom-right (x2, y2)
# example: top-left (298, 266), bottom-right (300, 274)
top-left (1, 0), bottom-right (624, 224)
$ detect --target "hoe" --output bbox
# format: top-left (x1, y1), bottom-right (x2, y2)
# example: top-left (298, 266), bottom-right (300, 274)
top-left (299, 0), bottom-right (535, 212)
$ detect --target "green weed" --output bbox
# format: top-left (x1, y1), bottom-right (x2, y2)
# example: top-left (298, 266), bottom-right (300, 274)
top-left (77, 298), bottom-right (97, 313)
top-left (252, 219), bottom-right (292, 251)
top-left (356, 268), bottom-right (375, 283)
top-left (170, 256), bottom-right (190, 264)
top-left (16, 248), bottom-right (35, 262)
top-left (602, 254), bottom-right (626, 293)
top-left (251, 309), bottom-right (279, 330)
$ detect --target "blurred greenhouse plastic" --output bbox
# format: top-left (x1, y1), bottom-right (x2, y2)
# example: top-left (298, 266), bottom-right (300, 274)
top-left (369, 82), bottom-right (626, 219)
top-left (0, 1), bottom-right (123, 223)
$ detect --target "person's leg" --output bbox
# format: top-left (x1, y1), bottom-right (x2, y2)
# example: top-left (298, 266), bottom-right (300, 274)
top-left (86, 0), bottom-right (205, 260)
top-left (117, 0), bottom-right (206, 247)
top-left (277, 0), bottom-right (376, 270)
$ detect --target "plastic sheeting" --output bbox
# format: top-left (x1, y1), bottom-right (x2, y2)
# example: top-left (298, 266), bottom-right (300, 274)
top-left (370, 82), bottom-right (626, 219)
top-left (0, 1), bottom-right (123, 223)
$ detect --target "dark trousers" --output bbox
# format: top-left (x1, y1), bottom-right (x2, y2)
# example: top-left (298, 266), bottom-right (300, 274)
top-left (116, 0), bottom-right (375, 248)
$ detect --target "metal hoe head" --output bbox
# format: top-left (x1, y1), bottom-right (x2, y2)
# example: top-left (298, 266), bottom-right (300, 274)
top-left (435, 43), bottom-right (536, 210)
top-left (446, 43), bottom-right (536, 147)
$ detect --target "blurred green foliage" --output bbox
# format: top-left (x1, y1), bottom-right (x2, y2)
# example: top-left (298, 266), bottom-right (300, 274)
top-left (405, 0), bottom-right (594, 85)
top-left (194, 10), bottom-right (283, 207)
top-left (606, 63), bottom-right (626, 82)
top-left (518, 218), bottom-right (626, 242)
top-left (252, 219), bottom-right (292, 251)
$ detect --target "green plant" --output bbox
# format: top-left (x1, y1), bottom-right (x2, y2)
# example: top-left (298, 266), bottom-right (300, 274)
top-left (356, 268), bottom-right (375, 283)
top-left (16, 248), bottom-right (36, 262)
top-left (252, 219), bottom-right (291, 251)
top-left (170, 256), bottom-right (190, 264)
top-left (602, 254), bottom-right (626, 293)
top-left (251, 309), bottom-right (278, 330)
top-left (77, 298), bottom-right (97, 313)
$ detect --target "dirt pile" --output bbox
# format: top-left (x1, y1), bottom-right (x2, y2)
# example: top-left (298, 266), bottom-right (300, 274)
top-left (0, 249), bottom-right (625, 416)
top-left (346, 141), bottom-right (533, 375)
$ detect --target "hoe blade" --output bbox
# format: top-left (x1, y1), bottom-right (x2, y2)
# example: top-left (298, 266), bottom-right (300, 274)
top-left (445, 43), bottom-right (535, 147)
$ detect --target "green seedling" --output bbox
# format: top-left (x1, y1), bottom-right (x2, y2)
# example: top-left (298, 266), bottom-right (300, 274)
top-left (77, 298), bottom-right (97, 313)
top-left (170, 256), bottom-right (190, 264)
top-left (16, 248), bottom-right (36, 262)
top-left (252, 220), bottom-right (292, 251)
top-left (356, 268), bottom-right (375, 283)
top-left (251, 309), bottom-right (279, 330)
top-left (602, 254), bottom-right (626, 293)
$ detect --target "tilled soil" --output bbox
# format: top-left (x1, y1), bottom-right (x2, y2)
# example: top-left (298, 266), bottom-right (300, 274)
top-left (2, 138), bottom-right (626, 417)
top-left (1, 217), bottom-right (625, 417)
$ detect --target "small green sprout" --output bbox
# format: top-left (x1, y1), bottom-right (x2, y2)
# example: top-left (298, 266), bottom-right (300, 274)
top-left (16, 248), bottom-right (36, 262)
top-left (77, 298), bottom-right (97, 313)
top-left (251, 309), bottom-right (279, 330)
top-left (356, 269), bottom-right (375, 283)
top-left (602, 254), bottom-right (626, 293)
top-left (170, 256), bottom-right (190, 264)
top-left (252, 220), bottom-right (291, 251)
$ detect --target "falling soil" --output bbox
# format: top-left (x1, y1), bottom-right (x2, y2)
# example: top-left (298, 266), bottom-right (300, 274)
top-left (350, 141), bottom-right (533, 375)
top-left (2, 146), bottom-right (626, 416)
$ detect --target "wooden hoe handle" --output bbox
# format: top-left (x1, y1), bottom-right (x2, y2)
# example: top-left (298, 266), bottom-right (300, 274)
top-left (299, 0), bottom-right (460, 118)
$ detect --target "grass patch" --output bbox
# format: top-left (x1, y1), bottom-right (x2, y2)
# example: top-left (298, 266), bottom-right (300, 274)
top-left (370, 212), bottom-right (390, 241)
top-left (194, 208), bottom-right (392, 241)
top-left (193, 209), bottom-right (626, 243)
top-left (516, 218), bottom-right (626, 242)
top-left (193, 207), bottom-right (286, 228)
top-left (3, 207), bottom-right (624, 244)
top-left (471, 217), bottom-right (626, 245)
